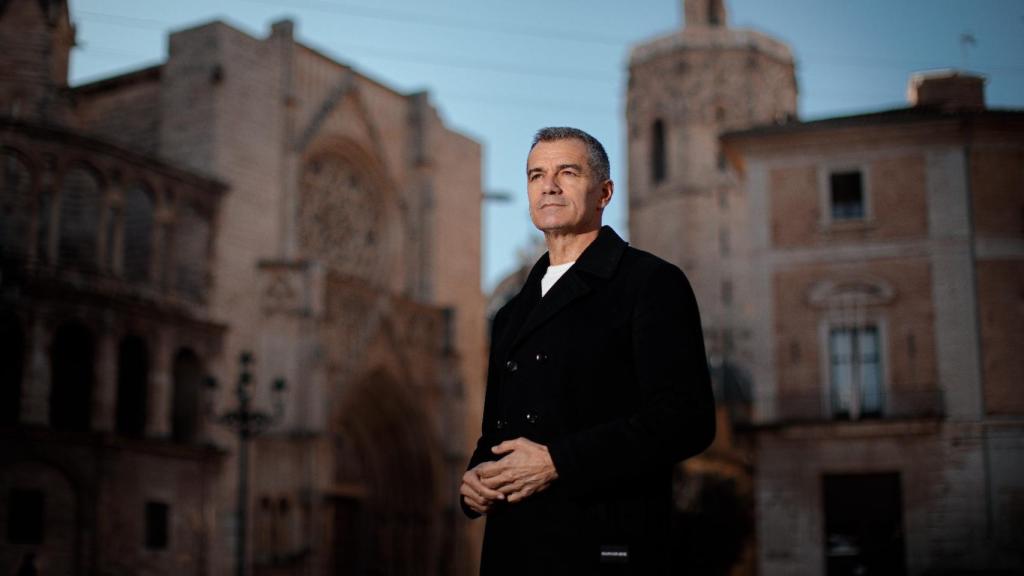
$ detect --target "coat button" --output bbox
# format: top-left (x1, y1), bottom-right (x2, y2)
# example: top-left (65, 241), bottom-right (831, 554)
top-left (496, 418), bottom-right (507, 430)
top-left (525, 413), bottom-right (538, 424)
top-left (535, 352), bottom-right (548, 362)
top-left (505, 360), bottom-right (518, 373)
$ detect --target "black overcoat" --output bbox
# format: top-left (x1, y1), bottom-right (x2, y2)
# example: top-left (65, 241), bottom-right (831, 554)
top-left (465, 226), bottom-right (716, 575)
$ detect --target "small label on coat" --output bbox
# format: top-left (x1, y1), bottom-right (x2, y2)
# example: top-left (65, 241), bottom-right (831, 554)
top-left (600, 545), bottom-right (629, 564)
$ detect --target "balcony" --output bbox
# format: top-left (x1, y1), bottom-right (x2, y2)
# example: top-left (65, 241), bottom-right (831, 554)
top-left (769, 386), bottom-right (945, 425)
top-left (0, 119), bottom-right (226, 308)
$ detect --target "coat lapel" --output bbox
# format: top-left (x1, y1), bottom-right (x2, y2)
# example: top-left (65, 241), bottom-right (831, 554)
top-left (507, 226), bottom-right (627, 351)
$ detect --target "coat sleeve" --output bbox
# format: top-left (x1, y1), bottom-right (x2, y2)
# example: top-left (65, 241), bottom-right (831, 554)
top-left (461, 304), bottom-right (510, 518)
top-left (546, 262), bottom-right (716, 492)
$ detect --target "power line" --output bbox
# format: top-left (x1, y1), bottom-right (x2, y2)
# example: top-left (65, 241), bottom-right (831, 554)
top-left (77, 10), bottom-right (169, 31)
top-left (75, 11), bottom-right (620, 84)
top-left (236, 0), bottom-right (635, 47)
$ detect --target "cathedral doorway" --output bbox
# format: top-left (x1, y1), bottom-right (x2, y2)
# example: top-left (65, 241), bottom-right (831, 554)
top-left (329, 370), bottom-right (440, 576)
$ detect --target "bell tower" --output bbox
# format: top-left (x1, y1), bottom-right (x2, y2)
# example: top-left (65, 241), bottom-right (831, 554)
top-left (0, 0), bottom-right (75, 123)
top-left (627, 0), bottom-right (796, 364)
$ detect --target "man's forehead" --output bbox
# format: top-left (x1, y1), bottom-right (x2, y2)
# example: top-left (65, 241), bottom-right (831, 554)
top-left (527, 139), bottom-right (587, 166)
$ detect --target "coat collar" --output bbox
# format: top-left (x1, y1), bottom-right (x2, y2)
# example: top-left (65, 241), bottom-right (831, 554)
top-left (500, 226), bottom-right (627, 351)
top-left (568, 225), bottom-right (627, 280)
top-left (522, 225), bottom-right (627, 287)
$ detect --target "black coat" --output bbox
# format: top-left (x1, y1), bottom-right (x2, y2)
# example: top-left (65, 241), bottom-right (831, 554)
top-left (465, 226), bottom-right (716, 575)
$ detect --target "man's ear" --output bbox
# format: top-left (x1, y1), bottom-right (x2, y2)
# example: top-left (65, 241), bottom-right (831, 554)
top-left (599, 180), bottom-right (614, 209)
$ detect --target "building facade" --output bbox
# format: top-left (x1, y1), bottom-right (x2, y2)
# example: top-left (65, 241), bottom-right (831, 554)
top-left (626, 2), bottom-right (798, 573)
top-left (722, 72), bottom-right (1024, 575)
top-left (627, 0), bottom-right (796, 369)
top-left (0, 1), bottom-right (486, 575)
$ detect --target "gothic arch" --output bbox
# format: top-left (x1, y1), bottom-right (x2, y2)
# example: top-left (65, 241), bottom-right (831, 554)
top-left (115, 334), bottom-right (149, 437)
top-left (171, 347), bottom-right (203, 443)
top-left (171, 199), bottom-right (210, 301)
top-left (298, 137), bottom-right (403, 287)
top-left (330, 368), bottom-right (442, 575)
top-left (121, 181), bottom-right (155, 283)
top-left (0, 147), bottom-right (35, 260)
top-left (57, 161), bottom-right (103, 269)
top-left (49, 321), bottom-right (95, 431)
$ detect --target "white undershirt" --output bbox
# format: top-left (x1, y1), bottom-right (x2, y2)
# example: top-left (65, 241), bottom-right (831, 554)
top-left (541, 261), bottom-right (575, 297)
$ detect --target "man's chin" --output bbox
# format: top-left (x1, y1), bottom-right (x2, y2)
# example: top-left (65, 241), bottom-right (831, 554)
top-left (533, 223), bottom-right (601, 237)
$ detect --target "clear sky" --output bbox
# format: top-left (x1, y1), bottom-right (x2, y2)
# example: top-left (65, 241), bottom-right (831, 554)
top-left (68, 0), bottom-right (1024, 290)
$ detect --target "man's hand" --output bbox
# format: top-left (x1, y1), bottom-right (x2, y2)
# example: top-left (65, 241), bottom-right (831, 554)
top-left (460, 464), bottom-right (506, 515)
top-left (478, 438), bottom-right (559, 503)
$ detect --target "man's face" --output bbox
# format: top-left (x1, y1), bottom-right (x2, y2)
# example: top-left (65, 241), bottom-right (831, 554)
top-left (526, 139), bottom-right (612, 236)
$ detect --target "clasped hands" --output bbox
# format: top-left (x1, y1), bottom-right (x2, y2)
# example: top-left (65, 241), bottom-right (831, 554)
top-left (460, 437), bottom-right (559, 515)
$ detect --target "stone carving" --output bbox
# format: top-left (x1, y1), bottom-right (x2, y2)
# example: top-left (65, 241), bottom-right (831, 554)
top-left (298, 155), bottom-right (385, 282)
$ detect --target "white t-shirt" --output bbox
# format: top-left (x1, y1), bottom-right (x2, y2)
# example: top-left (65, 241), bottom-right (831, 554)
top-left (541, 261), bottom-right (575, 297)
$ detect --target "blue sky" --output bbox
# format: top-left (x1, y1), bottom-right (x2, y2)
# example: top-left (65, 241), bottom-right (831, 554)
top-left (68, 0), bottom-right (1024, 290)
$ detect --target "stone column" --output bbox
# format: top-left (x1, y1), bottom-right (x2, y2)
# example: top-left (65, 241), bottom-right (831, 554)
top-left (147, 329), bottom-right (173, 438)
top-left (92, 323), bottom-right (118, 432)
top-left (22, 316), bottom-right (51, 425)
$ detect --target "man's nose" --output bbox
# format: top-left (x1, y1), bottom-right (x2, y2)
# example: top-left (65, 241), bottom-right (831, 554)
top-left (541, 174), bottom-right (561, 194)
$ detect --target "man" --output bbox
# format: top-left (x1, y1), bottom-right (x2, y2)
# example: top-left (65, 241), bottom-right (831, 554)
top-left (461, 127), bottom-right (715, 574)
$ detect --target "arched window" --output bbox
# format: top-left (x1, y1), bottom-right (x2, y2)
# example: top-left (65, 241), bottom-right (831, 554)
top-left (172, 348), bottom-right (202, 443)
top-left (174, 203), bottom-right (209, 301)
top-left (651, 119), bottom-right (667, 184)
top-left (0, 313), bottom-right (25, 424)
top-left (116, 335), bottom-right (149, 437)
top-left (123, 184), bottom-right (154, 283)
top-left (299, 153), bottom-right (388, 280)
top-left (58, 166), bottom-right (102, 269)
top-left (1, 150), bottom-right (33, 261)
top-left (50, 322), bottom-right (95, 431)
top-left (708, 0), bottom-right (722, 26)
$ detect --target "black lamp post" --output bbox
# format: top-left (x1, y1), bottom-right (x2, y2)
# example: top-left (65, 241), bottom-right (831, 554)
top-left (207, 351), bottom-right (286, 576)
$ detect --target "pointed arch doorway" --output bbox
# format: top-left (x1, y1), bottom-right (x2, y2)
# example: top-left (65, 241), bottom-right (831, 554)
top-left (328, 370), bottom-right (441, 576)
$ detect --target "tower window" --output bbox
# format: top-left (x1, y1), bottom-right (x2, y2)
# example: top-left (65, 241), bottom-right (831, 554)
top-left (651, 119), bottom-right (667, 184)
top-left (708, 0), bottom-right (721, 26)
top-left (830, 171), bottom-right (864, 220)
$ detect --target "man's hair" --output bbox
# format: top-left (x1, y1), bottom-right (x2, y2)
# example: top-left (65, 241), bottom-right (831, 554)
top-left (530, 127), bottom-right (610, 183)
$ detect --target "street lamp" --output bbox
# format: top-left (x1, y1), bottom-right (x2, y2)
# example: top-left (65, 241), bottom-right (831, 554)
top-left (207, 351), bottom-right (286, 576)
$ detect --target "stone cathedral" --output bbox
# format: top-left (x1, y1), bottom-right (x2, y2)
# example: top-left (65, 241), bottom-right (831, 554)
top-left (0, 1), bottom-right (486, 575)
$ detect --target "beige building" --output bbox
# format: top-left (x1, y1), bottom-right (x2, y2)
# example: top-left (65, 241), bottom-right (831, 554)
top-left (0, 1), bottom-right (486, 575)
top-left (722, 72), bottom-right (1024, 575)
top-left (629, 1), bottom-right (1023, 574)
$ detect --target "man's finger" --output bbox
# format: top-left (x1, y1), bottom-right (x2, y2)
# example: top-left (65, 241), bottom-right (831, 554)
top-left (498, 478), bottom-right (525, 497)
top-left (481, 470), bottom-right (518, 491)
top-left (460, 481), bottom-right (495, 514)
top-left (491, 440), bottom-right (517, 455)
top-left (475, 461), bottom-right (503, 479)
top-left (463, 494), bottom-right (489, 515)
top-left (465, 469), bottom-right (505, 500)
top-left (461, 490), bottom-right (487, 510)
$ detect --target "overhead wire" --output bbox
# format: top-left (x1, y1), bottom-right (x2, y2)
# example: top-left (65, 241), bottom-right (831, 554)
top-left (69, 3), bottom-right (1023, 117)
